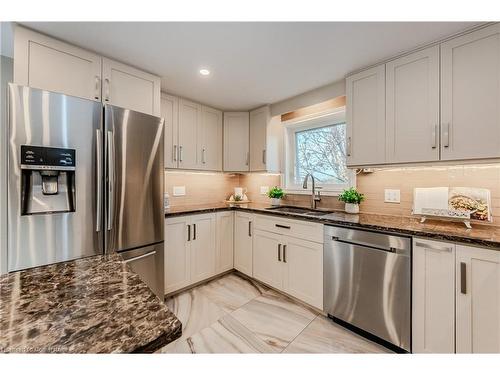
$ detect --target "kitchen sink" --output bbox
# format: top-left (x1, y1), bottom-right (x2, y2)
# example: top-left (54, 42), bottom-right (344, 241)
top-left (266, 206), bottom-right (331, 216)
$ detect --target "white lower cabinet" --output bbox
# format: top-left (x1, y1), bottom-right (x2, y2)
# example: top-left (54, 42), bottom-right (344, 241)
top-left (216, 211), bottom-right (234, 273)
top-left (164, 213), bottom-right (216, 294)
top-left (190, 214), bottom-right (216, 284)
top-left (283, 236), bottom-right (323, 309)
top-left (252, 216), bottom-right (323, 310)
top-left (412, 238), bottom-right (456, 353)
top-left (253, 229), bottom-right (283, 290)
top-left (164, 216), bottom-right (191, 294)
top-left (456, 244), bottom-right (500, 353)
top-left (413, 239), bottom-right (500, 353)
top-left (234, 212), bottom-right (254, 276)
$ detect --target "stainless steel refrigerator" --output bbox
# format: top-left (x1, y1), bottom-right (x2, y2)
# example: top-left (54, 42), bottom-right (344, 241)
top-left (7, 84), bottom-right (165, 298)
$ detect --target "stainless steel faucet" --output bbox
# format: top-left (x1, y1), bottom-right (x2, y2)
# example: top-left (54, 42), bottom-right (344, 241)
top-left (302, 173), bottom-right (321, 209)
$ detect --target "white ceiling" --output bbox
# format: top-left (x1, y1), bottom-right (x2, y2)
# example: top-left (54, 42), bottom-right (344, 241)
top-left (18, 22), bottom-right (477, 110)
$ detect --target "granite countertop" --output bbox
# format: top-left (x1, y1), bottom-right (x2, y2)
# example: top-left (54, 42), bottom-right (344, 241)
top-left (165, 203), bottom-right (500, 249)
top-left (0, 254), bottom-right (182, 353)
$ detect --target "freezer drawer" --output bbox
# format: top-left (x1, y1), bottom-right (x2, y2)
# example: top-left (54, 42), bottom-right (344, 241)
top-left (324, 225), bottom-right (411, 351)
top-left (120, 243), bottom-right (164, 299)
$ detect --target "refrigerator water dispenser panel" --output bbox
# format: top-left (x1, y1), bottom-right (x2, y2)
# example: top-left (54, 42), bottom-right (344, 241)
top-left (20, 145), bottom-right (76, 215)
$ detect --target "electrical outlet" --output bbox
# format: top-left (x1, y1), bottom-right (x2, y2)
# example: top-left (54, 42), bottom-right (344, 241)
top-left (260, 186), bottom-right (269, 195)
top-left (384, 189), bottom-right (400, 203)
top-left (173, 186), bottom-right (186, 196)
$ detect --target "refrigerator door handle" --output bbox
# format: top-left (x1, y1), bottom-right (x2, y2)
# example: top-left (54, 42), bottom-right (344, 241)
top-left (107, 131), bottom-right (115, 231)
top-left (96, 129), bottom-right (103, 232)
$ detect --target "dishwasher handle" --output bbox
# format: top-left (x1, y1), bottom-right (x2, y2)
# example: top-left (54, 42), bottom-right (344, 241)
top-left (331, 236), bottom-right (407, 255)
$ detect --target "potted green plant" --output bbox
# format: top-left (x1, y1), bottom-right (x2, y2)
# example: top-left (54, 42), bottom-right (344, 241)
top-left (267, 186), bottom-right (285, 206)
top-left (338, 187), bottom-right (364, 214)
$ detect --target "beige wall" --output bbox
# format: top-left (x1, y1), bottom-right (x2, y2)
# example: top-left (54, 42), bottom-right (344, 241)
top-left (166, 164), bottom-right (500, 226)
top-left (164, 170), bottom-right (240, 207)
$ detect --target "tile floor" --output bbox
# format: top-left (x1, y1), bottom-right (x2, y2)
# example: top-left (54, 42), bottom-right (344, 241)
top-left (158, 272), bottom-right (392, 354)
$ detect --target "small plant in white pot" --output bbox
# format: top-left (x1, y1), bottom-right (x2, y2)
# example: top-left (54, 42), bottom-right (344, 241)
top-left (267, 186), bottom-right (285, 206)
top-left (338, 187), bottom-right (364, 214)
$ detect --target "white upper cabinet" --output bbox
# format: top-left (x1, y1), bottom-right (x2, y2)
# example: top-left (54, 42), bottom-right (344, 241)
top-left (346, 65), bottom-right (386, 166)
top-left (178, 98), bottom-right (201, 170)
top-left (249, 106), bottom-right (269, 171)
top-left (412, 239), bottom-right (456, 353)
top-left (13, 26), bottom-right (161, 116)
top-left (224, 112), bottom-right (250, 172)
top-left (161, 95), bottom-right (224, 171)
top-left (386, 46), bottom-right (440, 163)
top-left (200, 106), bottom-right (223, 171)
top-left (102, 57), bottom-right (161, 116)
top-left (161, 94), bottom-right (179, 169)
top-left (441, 24), bottom-right (500, 161)
top-left (14, 25), bottom-right (102, 101)
top-left (456, 244), bottom-right (500, 353)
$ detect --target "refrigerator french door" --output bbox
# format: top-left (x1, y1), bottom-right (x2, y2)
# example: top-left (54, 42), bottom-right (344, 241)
top-left (8, 83), bottom-right (103, 272)
top-left (8, 85), bottom-right (165, 298)
top-left (104, 104), bottom-right (164, 297)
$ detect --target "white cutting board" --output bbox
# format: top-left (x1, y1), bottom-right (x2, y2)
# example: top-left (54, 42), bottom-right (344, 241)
top-left (413, 187), bottom-right (449, 214)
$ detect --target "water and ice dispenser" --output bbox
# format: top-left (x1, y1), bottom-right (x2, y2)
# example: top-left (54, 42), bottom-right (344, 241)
top-left (20, 145), bottom-right (76, 215)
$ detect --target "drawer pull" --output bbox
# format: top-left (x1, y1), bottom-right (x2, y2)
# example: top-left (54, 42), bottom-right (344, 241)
top-left (275, 224), bottom-right (291, 229)
top-left (415, 241), bottom-right (452, 252)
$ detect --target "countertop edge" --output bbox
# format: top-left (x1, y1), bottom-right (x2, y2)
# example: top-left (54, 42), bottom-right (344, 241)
top-left (165, 205), bottom-right (500, 250)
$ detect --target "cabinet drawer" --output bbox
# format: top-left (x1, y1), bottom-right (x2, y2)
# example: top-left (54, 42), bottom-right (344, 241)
top-left (254, 214), bottom-right (323, 243)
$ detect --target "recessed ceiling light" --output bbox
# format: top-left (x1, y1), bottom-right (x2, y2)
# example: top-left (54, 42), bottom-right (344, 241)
top-left (199, 69), bottom-right (210, 76)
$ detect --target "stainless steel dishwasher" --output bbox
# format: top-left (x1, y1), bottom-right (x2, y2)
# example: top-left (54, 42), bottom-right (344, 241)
top-left (324, 225), bottom-right (411, 352)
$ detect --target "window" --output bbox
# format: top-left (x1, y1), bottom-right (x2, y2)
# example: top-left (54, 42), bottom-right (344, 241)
top-left (283, 108), bottom-right (354, 194)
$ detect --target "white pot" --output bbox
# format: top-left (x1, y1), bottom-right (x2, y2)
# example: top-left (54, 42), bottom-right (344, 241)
top-left (271, 198), bottom-right (281, 206)
top-left (345, 203), bottom-right (359, 214)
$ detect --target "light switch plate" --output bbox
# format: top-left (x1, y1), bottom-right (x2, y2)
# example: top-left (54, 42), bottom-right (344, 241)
top-left (173, 186), bottom-right (186, 196)
top-left (260, 186), bottom-right (269, 195)
top-left (384, 189), bottom-right (400, 203)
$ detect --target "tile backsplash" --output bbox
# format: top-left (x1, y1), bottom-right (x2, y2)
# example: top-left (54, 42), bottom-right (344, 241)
top-left (165, 164), bottom-right (500, 225)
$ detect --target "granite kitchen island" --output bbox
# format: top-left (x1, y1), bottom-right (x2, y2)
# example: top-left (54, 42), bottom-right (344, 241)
top-left (0, 254), bottom-right (181, 353)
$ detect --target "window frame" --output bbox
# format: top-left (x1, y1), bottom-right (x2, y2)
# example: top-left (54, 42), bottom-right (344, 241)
top-left (282, 107), bottom-right (355, 195)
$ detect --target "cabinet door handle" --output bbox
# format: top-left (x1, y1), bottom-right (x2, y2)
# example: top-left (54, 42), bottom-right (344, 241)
top-left (460, 262), bottom-right (467, 294)
top-left (262, 149), bottom-right (266, 164)
top-left (283, 244), bottom-right (287, 263)
top-left (431, 124), bottom-right (438, 149)
top-left (193, 223), bottom-right (196, 240)
top-left (246, 151), bottom-right (249, 166)
top-left (173, 145), bottom-right (177, 162)
top-left (104, 78), bottom-right (110, 102)
top-left (278, 243), bottom-right (282, 262)
top-left (179, 146), bottom-right (183, 162)
top-left (347, 136), bottom-right (352, 157)
top-left (94, 75), bottom-right (100, 100)
top-left (275, 224), bottom-right (291, 229)
top-left (248, 221), bottom-right (252, 237)
top-left (443, 123), bottom-right (450, 148)
top-left (187, 224), bottom-right (191, 241)
top-left (202, 148), bottom-right (206, 164)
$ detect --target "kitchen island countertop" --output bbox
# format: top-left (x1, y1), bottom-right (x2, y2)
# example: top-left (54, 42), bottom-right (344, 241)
top-left (0, 254), bottom-right (181, 353)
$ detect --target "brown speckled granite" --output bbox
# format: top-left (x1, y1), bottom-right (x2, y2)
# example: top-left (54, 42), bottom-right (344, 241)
top-left (0, 254), bottom-right (181, 353)
top-left (165, 203), bottom-right (500, 249)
